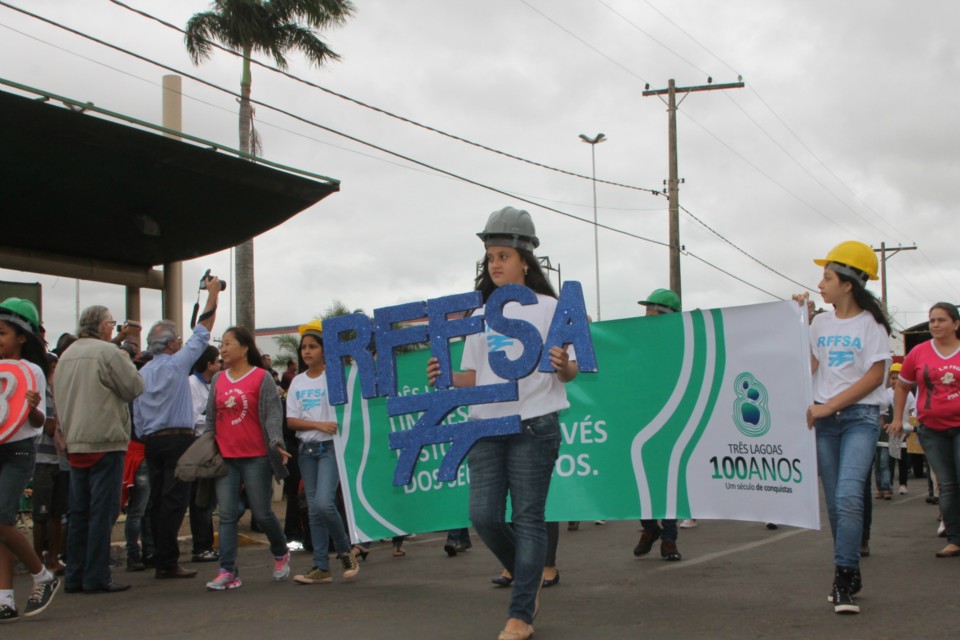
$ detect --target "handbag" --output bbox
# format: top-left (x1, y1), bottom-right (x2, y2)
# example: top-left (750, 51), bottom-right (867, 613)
top-left (175, 430), bottom-right (227, 481)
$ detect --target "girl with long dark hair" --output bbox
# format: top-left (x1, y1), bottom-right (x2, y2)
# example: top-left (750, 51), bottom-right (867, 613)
top-left (427, 207), bottom-right (579, 640)
top-left (794, 241), bottom-right (891, 615)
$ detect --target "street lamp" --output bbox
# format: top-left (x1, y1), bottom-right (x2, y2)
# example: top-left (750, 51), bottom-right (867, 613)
top-left (579, 132), bottom-right (606, 321)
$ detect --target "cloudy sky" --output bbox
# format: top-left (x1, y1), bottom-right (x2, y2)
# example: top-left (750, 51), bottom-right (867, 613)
top-left (1, 0), bottom-right (958, 346)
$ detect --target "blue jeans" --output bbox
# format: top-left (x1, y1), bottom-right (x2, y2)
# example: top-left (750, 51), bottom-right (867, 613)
top-left (874, 448), bottom-right (892, 492)
top-left (124, 459), bottom-right (155, 560)
top-left (918, 426), bottom-right (960, 546)
top-left (66, 451), bottom-right (124, 590)
top-left (299, 441), bottom-right (351, 569)
top-left (214, 456), bottom-right (287, 574)
top-left (815, 404), bottom-right (879, 568)
top-left (469, 412), bottom-right (561, 624)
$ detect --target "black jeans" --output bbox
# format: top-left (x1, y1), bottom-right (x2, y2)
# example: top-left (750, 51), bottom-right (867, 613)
top-left (189, 479), bottom-right (215, 553)
top-left (145, 433), bottom-right (194, 570)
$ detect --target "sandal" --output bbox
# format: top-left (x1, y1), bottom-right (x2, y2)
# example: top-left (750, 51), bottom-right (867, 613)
top-left (352, 545), bottom-right (370, 561)
top-left (392, 545), bottom-right (406, 557)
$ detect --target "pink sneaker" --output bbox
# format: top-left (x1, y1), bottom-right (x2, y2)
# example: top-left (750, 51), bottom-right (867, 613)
top-left (206, 570), bottom-right (241, 591)
top-left (273, 552), bottom-right (291, 581)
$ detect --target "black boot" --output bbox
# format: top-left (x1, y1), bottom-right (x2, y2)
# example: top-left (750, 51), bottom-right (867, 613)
top-left (832, 566), bottom-right (860, 614)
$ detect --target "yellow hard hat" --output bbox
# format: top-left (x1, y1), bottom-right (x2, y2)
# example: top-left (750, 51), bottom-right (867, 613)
top-left (298, 319), bottom-right (323, 338)
top-left (813, 241), bottom-right (878, 281)
top-left (890, 362), bottom-right (902, 373)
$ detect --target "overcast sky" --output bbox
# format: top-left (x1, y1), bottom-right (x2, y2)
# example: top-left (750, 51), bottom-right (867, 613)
top-left (1, 0), bottom-right (958, 347)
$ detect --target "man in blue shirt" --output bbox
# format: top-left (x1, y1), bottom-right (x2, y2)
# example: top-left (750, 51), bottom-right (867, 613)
top-left (134, 278), bottom-right (221, 579)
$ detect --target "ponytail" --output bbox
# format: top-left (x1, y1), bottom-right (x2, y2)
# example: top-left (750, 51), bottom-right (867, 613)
top-left (837, 272), bottom-right (891, 335)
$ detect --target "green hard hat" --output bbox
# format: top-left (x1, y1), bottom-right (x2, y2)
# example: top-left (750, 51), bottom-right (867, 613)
top-left (638, 288), bottom-right (680, 313)
top-left (0, 297), bottom-right (41, 335)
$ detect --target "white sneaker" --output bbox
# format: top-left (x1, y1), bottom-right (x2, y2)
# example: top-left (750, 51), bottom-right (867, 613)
top-left (679, 519), bottom-right (698, 529)
top-left (938, 521), bottom-right (946, 537)
top-left (899, 485), bottom-right (908, 495)
top-left (593, 520), bottom-right (607, 525)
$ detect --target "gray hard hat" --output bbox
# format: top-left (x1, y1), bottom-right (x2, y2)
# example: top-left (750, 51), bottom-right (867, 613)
top-left (477, 206), bottom-right (540, 251)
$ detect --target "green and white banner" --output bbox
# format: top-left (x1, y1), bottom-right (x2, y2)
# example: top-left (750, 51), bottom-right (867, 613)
top-left (334, 300), bottom-right (818, 542)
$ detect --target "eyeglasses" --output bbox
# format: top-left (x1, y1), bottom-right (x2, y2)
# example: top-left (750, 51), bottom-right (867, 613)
top-left (104, 320), bottom-right (117, 327)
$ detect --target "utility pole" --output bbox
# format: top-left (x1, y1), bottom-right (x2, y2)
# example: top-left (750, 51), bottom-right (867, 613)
top-left (873, 242), bottom-right (917, 315)
top-left (643, 78), bottom-right (744, 302)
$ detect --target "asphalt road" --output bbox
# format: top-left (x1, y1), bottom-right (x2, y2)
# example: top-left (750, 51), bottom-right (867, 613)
top-left (8, 488), bottom-right (956, 639)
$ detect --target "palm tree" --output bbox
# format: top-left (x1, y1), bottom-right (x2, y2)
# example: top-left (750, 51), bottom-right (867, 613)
top-left (184, 0), bottom-right (355, 331)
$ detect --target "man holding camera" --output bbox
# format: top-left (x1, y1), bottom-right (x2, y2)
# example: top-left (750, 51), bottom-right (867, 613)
top-left (134, 276), bottom-right (222, 579)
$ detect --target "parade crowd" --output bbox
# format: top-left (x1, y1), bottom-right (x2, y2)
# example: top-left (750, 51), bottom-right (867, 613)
top-left (1, 208), bottom-right (959, 639)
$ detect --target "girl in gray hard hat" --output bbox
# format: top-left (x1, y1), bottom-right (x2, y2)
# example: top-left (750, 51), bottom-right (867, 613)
top-left (428, 206), bottom-right (579, 640)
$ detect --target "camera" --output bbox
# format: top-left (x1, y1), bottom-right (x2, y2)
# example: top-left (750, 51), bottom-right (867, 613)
top-left (116, 320), bottom-right (141, 334)
top-left (199, 269), bottom-right (227, 291)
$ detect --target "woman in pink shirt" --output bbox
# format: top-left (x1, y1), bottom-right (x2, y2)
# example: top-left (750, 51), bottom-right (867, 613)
top-left (204, 327), bottom-right (291, 590)
top-left (891, 303), bottom-right (960, 557)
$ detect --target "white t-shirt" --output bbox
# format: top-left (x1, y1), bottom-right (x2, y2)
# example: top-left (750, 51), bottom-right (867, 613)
top-left (189, 374), bottom-right (211, 434)
top-left (286, 370), bottom-right (336, 444)
top-left (809, 309), bottom-right (890, 406)
top-left (460, 293), bottom-right (575, 421)
top-left (7, 360), bottom-right (47, 444)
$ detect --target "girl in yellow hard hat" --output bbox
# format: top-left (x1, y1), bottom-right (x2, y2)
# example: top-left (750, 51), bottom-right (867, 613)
top-left (794, 241), bottom-right (891, 615)
top-left (286, 320), bottom-right (361, 585)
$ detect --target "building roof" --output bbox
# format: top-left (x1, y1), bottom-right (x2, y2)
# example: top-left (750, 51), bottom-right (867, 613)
top-left (0, 84), bottom-right (338, 271)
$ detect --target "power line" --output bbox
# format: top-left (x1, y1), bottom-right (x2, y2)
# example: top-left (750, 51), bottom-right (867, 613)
top-left (679, 204), bottom-right (816, 292)
top-left (0, 0), bottom-right (670, 251)
top-left (0, 1), bottom-right (819, 303)
top-left (107, 0), bottom-right (661, 197)
top-left (517, 0), bottom-right (648, 84)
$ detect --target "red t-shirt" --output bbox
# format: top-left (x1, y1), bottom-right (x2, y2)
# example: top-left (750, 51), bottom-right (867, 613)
top-left (214, 368), bottom-right (268, 458)
top-left (899, 340), bottom-right (960, 430)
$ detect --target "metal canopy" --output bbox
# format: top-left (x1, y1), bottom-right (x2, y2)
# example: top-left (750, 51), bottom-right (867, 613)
top-left (0, 86), bottom-right (338, 281)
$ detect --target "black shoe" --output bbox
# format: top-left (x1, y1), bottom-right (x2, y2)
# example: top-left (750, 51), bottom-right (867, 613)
top-left (156, 565), bottom-right (198, 579)
top-left (660, 540), bottom-right (682, 561)
top-left (633, 529), bottom-right (661, 557)
top-left (24, 577), bottom-right (60, 617)
top-left (541, 570), bottom-right (560, 588)
top-left (443, 543), bottom-right (458, 557)
top-left (85, 582), bottom-right (131, 594)
top-left (126, 557), bottom-right (146, 572)
top-left (765, 523), bottom-right (779, 530)
top-left (455, 542), bottom-right (472, 553)
top-left (491, 574), bottom-right (513, 587)
top-left (832, 567), bottom-right (860, 614)
top-left (0, 604), bottom-right (19, 624)
top-left (142, 555), bottom-right (158, 569)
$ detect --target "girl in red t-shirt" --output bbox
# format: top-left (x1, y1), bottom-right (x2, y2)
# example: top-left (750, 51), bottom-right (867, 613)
top-left (205, 327), bottom-right (291, 591)
top-left (891, 302), bottom-right (960, 557)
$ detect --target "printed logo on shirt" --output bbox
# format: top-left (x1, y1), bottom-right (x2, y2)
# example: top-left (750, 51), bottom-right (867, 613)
top-left (223, 389), bottom-right (250, 426)
top-left (941, 372), bottom-right (955, 385)
top-left (486, 331), bottom-right (515, 353)
top-left (296, 387), bottom-right (326, 411)
top-left (819, 335), bottom-right (862, 368)
top-left (828, 350), bottom-right (856, 367)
